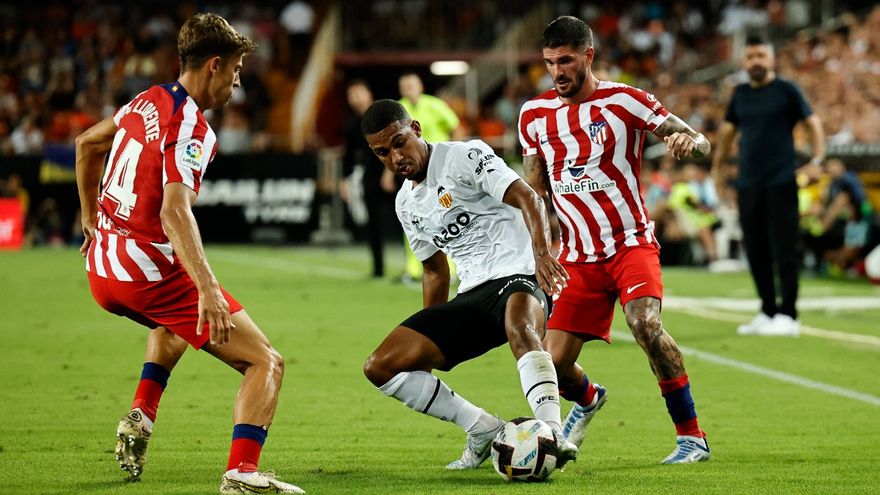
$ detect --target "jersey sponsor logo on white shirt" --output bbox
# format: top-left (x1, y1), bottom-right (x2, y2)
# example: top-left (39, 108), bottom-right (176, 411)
top-left (431, 211), bottom-right (472, 248)
top-left (553, 160), bottom-right (615, 195)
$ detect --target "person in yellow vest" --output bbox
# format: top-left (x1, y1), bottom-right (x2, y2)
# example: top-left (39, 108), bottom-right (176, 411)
top-left (395, 72), bottom-right (461, 282)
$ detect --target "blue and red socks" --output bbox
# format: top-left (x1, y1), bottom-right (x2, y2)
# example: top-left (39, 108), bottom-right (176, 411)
top-left (659, 374), bottom-right (704, 438)
top-left (559, 374), bottom-right (597, 408)
top-left (227, 424), bottom-right (268, 473)
top-left (131, 362), bottom-right (170, 423)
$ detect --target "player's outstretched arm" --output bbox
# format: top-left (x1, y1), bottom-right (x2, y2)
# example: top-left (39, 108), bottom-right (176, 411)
top-left (503, 179), bottom-right (569, 296)
top-left (160, 183), bottom-right (235, 345)
top-left (75, 116), bottom-right (117, 256)
top-left (421, 250), bottom-right (450, 308)
top-left (654, 115), bottom-right (711, 160)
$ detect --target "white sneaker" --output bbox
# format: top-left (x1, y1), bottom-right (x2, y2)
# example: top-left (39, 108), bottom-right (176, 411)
top-left (660, 435), bottom-right (711, 464)
top-left (115, 408), bottom-right (152, 481)
top-left (220, 469), bottom-right (305, 494)
top-left (446, 417), bottom-right (505, 470)
top-left (562, 384), bottom-right (607, 448)
top-left (756, 314), bottom-right (801, 337)
top-left (736, 313), bottom-right (773, 335)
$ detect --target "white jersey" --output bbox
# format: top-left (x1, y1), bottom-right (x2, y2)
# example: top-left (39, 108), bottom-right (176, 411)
top-left (396, 140), bottom-right (535, 293)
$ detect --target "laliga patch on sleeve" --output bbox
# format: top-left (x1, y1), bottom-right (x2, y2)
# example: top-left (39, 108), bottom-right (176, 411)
top-left (182, 140), bottom-right (205, 170)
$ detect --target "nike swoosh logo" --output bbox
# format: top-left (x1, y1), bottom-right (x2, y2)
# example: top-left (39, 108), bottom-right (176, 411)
top-left (626, 282), bottom-right (647, 294)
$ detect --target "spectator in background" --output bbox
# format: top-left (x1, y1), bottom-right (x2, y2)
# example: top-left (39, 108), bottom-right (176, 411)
top-left (217, 108), bottom-right (251, 153)
top-left (342, 79), bottom-right (389, 278)
top-left (1, 173), bottom-right (29, 216)
top-left (667, 163), bottom-right (719, 263)
top-left (10, 114), bottom-right (44, 155)
top-left (714, 36), bottom-right (825, 337)
top-left (820, 159), bottom-right (876, 274)
top-left (397, 72), bottom-right (461, 282)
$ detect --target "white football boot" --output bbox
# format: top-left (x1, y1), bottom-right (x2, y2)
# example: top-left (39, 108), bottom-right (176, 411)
top-left (550, 426), bottom-right (579, 469)
top-left (660, 435), bottom-right (711, 464)
top-left (115, 408), bottom-right (152, 481)
top-left (562, 384), bottom-right (608, 448)
top-left (445, 416), bottom-right (505, 470)
top-left (220, 469), bottom-right (305, 494)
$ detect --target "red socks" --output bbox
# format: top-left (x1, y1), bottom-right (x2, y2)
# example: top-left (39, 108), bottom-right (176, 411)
top-left (131, 362), bottom-right (170, 422)
top-left (227, 424), bottom-right (268, 473)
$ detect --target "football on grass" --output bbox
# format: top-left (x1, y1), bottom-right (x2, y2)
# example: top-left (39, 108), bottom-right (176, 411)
top-left (490, 417), bottom-right (558, 481)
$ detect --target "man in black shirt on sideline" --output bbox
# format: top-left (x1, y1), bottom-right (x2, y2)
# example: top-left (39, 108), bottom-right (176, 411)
top-left (342, 79), bottom-right (392, 278)
top-left (713, 36), bottom-right (825, 337)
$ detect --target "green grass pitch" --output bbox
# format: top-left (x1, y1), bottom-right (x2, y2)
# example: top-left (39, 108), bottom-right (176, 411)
top-left (0, 246), bottom-right (878, 494)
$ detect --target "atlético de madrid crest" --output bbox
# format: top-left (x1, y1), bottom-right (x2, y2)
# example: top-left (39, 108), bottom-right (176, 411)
top-left (438, 185), bottom-right (453, 208)
top-left (589, 121), bottom-right (607, 145)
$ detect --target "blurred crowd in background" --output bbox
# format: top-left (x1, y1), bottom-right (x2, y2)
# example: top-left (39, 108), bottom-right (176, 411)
top-left (1, 0), bottom-right (878, 278)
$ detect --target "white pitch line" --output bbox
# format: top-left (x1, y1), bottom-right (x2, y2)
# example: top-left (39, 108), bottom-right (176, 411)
top-left (666, 305), bottom-right (880, 348)
top-left (611, 330), bottom-right (880, 407)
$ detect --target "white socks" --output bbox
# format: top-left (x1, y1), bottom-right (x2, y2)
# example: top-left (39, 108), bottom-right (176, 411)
top-left (377, 352), bottom-right (562, 435)
top-left (379, 371), bottom-right (493, 433)
top-left (517, 350), bottom-right (562, 431)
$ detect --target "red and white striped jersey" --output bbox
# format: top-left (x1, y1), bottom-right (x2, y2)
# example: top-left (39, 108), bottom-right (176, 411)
top-left (86, 82), bottom-right (217, 281)
top-left (518, 81), bottom-right (669, 263)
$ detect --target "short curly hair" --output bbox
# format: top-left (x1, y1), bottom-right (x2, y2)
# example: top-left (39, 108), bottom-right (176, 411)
top-left (178, 13), bottom-right (256, 70)
top-left (361, 99), bottom-right (412, 136)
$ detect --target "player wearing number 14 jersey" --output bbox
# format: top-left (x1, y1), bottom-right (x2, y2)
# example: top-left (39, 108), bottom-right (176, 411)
top-left (75, 13), bottom-right (303, 494)
top-left (519, 17), bottom-right (712, 464)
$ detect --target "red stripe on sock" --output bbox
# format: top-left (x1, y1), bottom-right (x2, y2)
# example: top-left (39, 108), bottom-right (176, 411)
top-left (674, 417), bottom-right (704, 437)
top-left (658, 374), bottom-right (690, 394)
top-left (131, 379), bottom-right (165, 422)
top-left (227, 438), bottom-right (263, 472)
top-left (581, 382), bottom-right (597, 407)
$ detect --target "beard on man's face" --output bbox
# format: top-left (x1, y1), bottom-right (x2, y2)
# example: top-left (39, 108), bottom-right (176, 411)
top-left (556, 68), bottom-right (586, 97)
top-left (748, 65), bottom-right (768, 82)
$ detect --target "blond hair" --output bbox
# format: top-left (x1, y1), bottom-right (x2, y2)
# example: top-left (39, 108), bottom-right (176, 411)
top-left (178, 13), bottom-right (256, 71)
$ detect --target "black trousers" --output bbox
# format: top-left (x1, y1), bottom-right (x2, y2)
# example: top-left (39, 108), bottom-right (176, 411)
top-left (736, 181), bottom-right (800, 319)
top-left (364, 190), bottom-right (385, 277)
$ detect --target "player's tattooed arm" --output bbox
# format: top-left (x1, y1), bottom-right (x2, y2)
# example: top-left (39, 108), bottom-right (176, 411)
top-left (421, 250), bottom-right (451, 308)
top-left (523, 154), bottom-right (550, 201)
top-left (653, 115), bottom-right (711, 160)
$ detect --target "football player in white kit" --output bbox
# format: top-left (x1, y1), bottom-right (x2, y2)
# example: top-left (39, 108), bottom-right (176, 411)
top-left (360, 99), bottom-right (578, 471)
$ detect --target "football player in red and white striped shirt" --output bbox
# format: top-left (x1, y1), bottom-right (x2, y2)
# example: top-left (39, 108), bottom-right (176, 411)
top-left (519, 16), bottom-right (712, 464)
top-left (75, 14), bottom-right (303, 494)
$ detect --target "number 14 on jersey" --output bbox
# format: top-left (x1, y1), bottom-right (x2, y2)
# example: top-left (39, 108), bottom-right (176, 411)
top-left (101, 128), bottom-right (144, 220)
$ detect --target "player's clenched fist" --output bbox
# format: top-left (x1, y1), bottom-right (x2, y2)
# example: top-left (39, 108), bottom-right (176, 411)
top-left (664, 132), bottom-right (698, 159)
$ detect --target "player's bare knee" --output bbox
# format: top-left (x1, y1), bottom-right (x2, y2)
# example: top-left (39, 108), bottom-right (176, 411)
top-left (629, 314), bottom-right (663, 345)
top-left (268, 347), bottom-right (285, 379)
top-left (363, 353), bottom-right (391, 387)
top-left (507, 322), bottom-right (543, 358)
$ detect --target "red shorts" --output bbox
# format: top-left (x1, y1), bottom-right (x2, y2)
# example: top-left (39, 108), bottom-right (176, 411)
top-left (547, 245), bottom-right (663, 342)
top-left (88, 268), bottom-right (243, 349)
